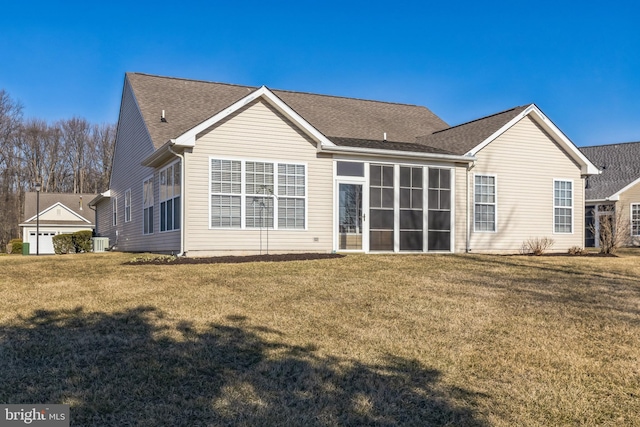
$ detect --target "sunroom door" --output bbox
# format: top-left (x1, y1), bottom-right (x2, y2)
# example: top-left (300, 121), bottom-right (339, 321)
top-left (338, 183), bottom-right (364, 250)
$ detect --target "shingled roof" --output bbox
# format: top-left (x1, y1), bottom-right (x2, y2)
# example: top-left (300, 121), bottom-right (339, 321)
top-left (417, 105), bottom-right (530, 155)
top-left (580, 142), bottom-right (640, 200)
top-left (125, 73), bottom-right (450, 150)
top-left (22, 192), bottom-right (96, 225)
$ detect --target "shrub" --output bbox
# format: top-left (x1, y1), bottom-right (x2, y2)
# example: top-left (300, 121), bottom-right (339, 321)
top-left (9, 239), bottom-right (23, 254)
top-left (52, 234), bottom-right (75, 254)
top-left (73, 230), bottom-right (93, 253)
top-left (520, 237), bottom-right (555, 256)
top-left (568, 246), bottom-right (584, 255)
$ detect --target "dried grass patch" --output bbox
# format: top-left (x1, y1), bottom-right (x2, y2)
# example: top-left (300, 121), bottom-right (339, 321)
top-left (1, 251), bottom-right (639, 425)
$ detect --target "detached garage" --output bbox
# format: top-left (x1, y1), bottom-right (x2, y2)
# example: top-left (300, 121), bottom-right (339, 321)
top-left (20, 193), bottom-right (96, 254)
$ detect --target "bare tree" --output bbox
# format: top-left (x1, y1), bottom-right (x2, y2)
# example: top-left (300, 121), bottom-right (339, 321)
top-left (590, 205), bottom-right (630, 254)
top-left (60, 117), bottom-right (91, 194)
top-left (0, 88), bottom-right (116, 251)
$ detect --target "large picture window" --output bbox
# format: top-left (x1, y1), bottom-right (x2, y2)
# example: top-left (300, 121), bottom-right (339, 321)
top-left (210, 158), bottom-right (306, 230)
top-left (474, 175), bottom-right (496, 232)
top-left (632, 204), bottom-right (640, 236)
top-left (160, 162), bottom-right (181, 232)
top-left (554, 180), bottom-right (573, 233)
top-left (143, 177), bottom-right (154, 235)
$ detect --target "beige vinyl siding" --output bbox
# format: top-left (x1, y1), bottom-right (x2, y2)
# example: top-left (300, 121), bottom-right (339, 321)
top-left (94, 197), bottom-right (115, 243)
top-left (617, 180), bottom-right (640, 246)
top-left (463, 115), bottom-right (585, 252)
top-left (184, 99), bottom-right (333, 255)
top-left (108, 79), bottom-right (180, 253)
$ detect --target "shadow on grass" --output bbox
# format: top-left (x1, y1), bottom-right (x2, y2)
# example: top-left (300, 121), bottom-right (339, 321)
top-left (0, 306), bottom-right (486, 426)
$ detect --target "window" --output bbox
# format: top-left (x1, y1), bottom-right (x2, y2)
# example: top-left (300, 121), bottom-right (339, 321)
top-left (474, 175), bottom-right (496, 232)
top-left (160, 162), bottom-right (181, 232)
top-left (554, 180), bottom-right (573, 233)
top-left (278, 164), bottom-right (305, 229)
top-left (337, 161), bottom-right (364, 177)
top-left (112, 197), bottom-right (117, 226)
top-left (143, 177), bottom-right (154, 234)
top-left (211, 159), bottom-right (241, 228)
top-left (428, 168), bottom-right (451, 251)
top-left (399, 166), bottom-right (423, 251)
top-left (369, 164), bottom-right (394, 251)
top-left (210, 158), bottom-right (306, 229)
top-left (632, 204), bottom-right (640, 236)
top-left (124, 189), bottom-right (131, 222)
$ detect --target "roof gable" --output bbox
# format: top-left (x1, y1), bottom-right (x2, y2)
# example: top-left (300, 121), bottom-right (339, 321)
top-left (422, 104), bottom-right (598, 175)
top-left (580, 141), bottom-right (640, 200)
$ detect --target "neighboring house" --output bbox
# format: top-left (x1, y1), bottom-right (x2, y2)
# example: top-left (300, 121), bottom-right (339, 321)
top-left (579, 142), bottom-right (640, 247)
top-left (91, 72), bottom-right (598, 255)
top-left (20, 192), bottom-right (96, 254)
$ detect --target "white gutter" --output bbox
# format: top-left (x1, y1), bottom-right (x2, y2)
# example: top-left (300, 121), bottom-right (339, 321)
top-left (168, 141), bottom-right (186, 257)
top-left (318, 144), bottom-right (476, 163)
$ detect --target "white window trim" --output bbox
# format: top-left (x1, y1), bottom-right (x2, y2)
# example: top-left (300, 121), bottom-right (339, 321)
top-left (553, 178), bottom-right (574, 234)
top-left (112, 197), bottom-right (117, 226)
top-left (209, 156), bottom-right (308, 231)
top-left (124, 189), bottom-right (131, 223)
top-left (473, 173), bottom-right (497, 233)
top-left (159, 160), bottom-right (181, 233)
top-left (631, 203), bottom-right (640, 237)
top-left (143, 175), bottom-right (154, 235)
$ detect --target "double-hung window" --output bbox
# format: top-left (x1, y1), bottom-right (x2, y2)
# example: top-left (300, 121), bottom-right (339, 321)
top-left (112, 197), bottom-right (117, 226)
top-left (474, 175), bottom-right (496, 232)
top-left (160, 162), bottom-right (181, 232)
top-left (554, 180), bottom-right (573, 233)
top-left (124, 189), bottom-right (131, 222)
top-left (277, 164), bottom-right (306, 229)
top-left (210, 158), bottom-right (306, 229)
top-left (143, 177), bottom-right (154, 235)
top-left (632, 204), bottom-right (640, 236)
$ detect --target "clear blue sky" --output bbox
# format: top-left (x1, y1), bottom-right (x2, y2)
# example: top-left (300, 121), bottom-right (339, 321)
top-left (1, 0), bottom-right (638, 147)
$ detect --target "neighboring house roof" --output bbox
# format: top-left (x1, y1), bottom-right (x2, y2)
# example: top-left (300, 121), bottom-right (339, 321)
top-left (126, 72), bottom-right (450, 149)
top-left (580, 141), bottom-right (640, 200)
top-left (22, 192), bottom-right (96, 225)
top-left (418, 106), bottom-right (529, 154)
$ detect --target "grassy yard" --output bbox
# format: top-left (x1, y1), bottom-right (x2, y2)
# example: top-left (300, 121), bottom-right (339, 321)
top-left (1, 251), bottom-right (639, 426)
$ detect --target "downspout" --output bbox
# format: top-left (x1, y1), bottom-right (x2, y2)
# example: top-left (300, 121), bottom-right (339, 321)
top-left (168, 144), bottom-right (186, 256)
top-left (466, 161), bottom-right (475, 253)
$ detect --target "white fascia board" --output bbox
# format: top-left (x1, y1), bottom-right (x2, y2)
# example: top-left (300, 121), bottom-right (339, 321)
top-left (466, 104), bottom-right (599, 175)
top-left (610, 176), bottom-right (640, 200)
top-left (23, 202), bottom-right (92, 224)
top-left (585, 198), bottom-right (619, 204)
top-left (88, 190), bottom-right (111, 207)
top-left (172, 86), bottom-right (335, 148)
top-left (319, 144), bottom-right (475, 163)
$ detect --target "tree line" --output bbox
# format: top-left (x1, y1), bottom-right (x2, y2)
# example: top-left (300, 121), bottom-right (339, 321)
top-left (0, 89), bottom-right (116, 250)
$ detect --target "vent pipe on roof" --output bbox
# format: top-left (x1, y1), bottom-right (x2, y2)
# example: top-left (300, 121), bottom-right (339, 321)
top-left (161, 110), bottom-right (167, 122)
top-left (383, 132), bottom-right (387, 142)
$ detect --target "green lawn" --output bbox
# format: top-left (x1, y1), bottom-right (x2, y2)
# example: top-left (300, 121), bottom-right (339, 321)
top-left (1, 251), bottom-right (639, 426)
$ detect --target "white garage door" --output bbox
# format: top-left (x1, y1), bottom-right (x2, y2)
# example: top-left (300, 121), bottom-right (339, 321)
top-left (28, 231), bottom-right (56, 254)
